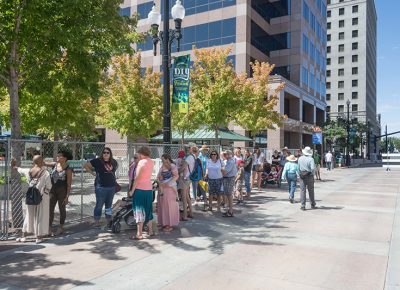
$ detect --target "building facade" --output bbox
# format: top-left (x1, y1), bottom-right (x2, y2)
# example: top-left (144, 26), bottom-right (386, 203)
top-left (326, 0), bottom-right (379, 153)
top-left (119, 0), bottom-right (327, 150)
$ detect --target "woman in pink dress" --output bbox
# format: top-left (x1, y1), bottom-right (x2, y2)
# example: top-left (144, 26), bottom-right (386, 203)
top-left (157, 154), bottom-right (179, 232)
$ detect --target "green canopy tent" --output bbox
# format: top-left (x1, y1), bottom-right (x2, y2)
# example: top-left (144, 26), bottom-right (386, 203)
top-left (151, 128), bottom-right (252, 144)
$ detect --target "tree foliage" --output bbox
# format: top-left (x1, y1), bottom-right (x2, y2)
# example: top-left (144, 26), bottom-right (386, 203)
top-left (0, 0), bottom-right (142, 156)
top-left (98, 53), bottom-right (162, 140)
top-left (236, 61), bottom-right (285, 134)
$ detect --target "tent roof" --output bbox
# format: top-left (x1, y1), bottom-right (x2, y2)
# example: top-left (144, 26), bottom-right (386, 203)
top-left (151, 128), bottom-right (252, 142)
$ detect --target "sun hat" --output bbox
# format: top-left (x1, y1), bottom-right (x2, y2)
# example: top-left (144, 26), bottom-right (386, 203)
top-left (223, 149), bottom-right (233, 156)
top-left (178, 150), bottom-right (186, 158)
top-left (302, 146), bottom-right (313, 156)
top-left (282, 146), bottom-right (289, 151)
top-left (286, 155), bottom-right (297, 162)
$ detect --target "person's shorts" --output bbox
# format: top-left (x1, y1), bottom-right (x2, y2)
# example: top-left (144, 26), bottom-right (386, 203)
top-left (315, 164), bottom-right (321, 172)
top-left (208, 178), bottom-right (223, 195)
top-left (222, 177), bottom-right (235, 195)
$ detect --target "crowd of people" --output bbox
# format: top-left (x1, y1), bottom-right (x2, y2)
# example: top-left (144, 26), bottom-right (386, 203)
top-left (11, 144), bottom-right (335, 243)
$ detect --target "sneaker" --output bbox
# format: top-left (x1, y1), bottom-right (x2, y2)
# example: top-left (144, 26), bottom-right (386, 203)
top-left (311, 205), bottom-right (317, 209)
top-left (35, 238), bottom-right (43, 244)
top-left (289, 198), bottom-right (294, 204)
top-left (300, 206), bottom-right (306, 211)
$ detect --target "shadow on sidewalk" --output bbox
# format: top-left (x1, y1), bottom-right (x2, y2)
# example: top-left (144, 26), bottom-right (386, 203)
top-left (0, 252), bottom-right (92, 289)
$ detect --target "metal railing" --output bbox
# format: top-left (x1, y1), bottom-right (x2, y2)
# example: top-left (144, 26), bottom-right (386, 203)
top-left (0, 139), bottom-right (286, 239)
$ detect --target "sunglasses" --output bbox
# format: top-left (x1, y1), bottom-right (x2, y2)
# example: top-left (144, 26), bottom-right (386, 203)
top-left (210, 153), bottom-right (217, 156)
top-left (103, 151), bottom-right (110, 155)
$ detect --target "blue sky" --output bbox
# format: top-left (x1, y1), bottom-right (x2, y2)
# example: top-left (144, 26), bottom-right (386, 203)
top-left (377, 0), bottom-right (400, 134)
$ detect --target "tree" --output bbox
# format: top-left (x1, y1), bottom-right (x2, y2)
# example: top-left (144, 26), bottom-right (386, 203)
top-left (98, 53), bottom-right (162, 140)
top-left (323, 119), bottom-right (347, 149)
top-left (190, 47), bottom-right (243, 140)
top-left (236, 61), bottom-right (286, 136)
top-left (0, 0), bottom-right (140, 161)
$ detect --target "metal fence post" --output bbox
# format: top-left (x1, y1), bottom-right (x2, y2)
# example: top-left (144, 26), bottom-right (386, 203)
top-left (80, 143), bottom-right (84, 222)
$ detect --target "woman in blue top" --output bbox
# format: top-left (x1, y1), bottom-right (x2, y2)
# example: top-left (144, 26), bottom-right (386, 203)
top-left (281, 155), bottom-right (300, 203)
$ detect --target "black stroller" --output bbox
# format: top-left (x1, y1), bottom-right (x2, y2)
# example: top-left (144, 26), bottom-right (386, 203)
top-left (110, 181), bottom-right (158, 233)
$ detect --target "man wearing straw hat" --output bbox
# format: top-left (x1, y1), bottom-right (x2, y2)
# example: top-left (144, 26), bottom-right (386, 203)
top-left (298, 146), bottom-right (316, 210)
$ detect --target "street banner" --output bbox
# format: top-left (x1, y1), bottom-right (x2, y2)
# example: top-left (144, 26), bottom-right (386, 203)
top-left (312, 132), bottom-right (323, 144)
top-left (172, 55), bottom-right (190, 113)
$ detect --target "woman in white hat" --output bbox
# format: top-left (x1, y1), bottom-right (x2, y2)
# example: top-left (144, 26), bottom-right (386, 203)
top-left (281, 155), bottom-right (300, 203)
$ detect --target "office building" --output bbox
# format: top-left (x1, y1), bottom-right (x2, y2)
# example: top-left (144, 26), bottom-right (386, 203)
top-left (326, 0), bottom-right (379, 155)
top-left (118, 0), bottom-right (328, 149)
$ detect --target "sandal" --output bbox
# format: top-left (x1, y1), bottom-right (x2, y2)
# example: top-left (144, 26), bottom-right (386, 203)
top-left (129, 235), bottom-right (143, 240)
top-left (163, 227), bottom-right (173, 232)
top-left (222, 211), bottom-right (234, 217)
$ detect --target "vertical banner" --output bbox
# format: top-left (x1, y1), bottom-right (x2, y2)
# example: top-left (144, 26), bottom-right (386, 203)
top-left (172, 55), bottom-right (190, 113)
top-left (312, 132), bottom-right (323, 144)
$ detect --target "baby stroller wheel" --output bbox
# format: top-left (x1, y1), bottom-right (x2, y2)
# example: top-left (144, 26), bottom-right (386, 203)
top-left (112, 222), bottom-right (121, 233)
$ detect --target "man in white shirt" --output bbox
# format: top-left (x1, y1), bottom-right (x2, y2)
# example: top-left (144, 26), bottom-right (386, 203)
top-left (325, 151), bottom-right (333, 171)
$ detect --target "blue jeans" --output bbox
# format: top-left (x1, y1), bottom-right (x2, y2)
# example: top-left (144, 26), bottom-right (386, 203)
top-left (94, 186), bottom-right (115, 221)
top-left (286, 172), bottom-right (297, 199)
top-left (191, 180), bottom-right (199, 199)
top-left (244, 171), bottom-right (251, 193)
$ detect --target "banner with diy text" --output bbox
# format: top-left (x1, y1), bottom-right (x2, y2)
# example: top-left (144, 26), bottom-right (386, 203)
top-left (172, 55), bottom-right (190, 113)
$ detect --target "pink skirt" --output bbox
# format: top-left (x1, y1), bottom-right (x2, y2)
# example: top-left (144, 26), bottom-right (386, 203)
top-left (157, 186), bottom-right (180, 227)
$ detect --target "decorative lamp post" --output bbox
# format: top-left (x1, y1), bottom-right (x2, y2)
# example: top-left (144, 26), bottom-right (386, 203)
top-left (346, 99), bottom-right (351, 166)
top-left (148, 1), bottom-right (185, 144)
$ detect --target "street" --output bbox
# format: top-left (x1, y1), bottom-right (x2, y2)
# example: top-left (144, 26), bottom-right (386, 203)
top-left (0, 167), bottom-right (399, 290)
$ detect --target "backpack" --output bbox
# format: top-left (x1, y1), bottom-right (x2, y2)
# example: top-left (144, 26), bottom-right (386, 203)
top-left (26, 170), bottom-right (45, 205)
top-left (189, 155), bottom-right (203, 181)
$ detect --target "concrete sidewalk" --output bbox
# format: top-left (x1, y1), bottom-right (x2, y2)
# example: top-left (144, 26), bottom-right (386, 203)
top-left (0, 167), bottom-right (399, 290)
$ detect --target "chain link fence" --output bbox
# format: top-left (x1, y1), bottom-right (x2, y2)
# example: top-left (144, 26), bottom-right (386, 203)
top-left (0, 140), bottom-right (281, 239)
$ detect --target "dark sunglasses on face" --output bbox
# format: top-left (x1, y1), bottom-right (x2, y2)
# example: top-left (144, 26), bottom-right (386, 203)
top-left (103, 151), bottom-right (110, 155)
top-left (210, 153), bottom-right (217, 156)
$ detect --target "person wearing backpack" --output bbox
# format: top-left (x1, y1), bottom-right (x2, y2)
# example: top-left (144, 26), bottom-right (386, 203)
top-left (188, 147), bottom-right (203, 202)
top-left (12, 155), bottom-right (52, 244)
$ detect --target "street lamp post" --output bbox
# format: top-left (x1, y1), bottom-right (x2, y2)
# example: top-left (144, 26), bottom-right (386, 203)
top-left (148, 0), bottom-right (185, 144)
top-left (346, 99), bottom-right (351, 166)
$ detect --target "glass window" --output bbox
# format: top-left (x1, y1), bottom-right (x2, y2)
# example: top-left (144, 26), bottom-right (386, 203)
top-left (196, 23), bottom-right (208, 42)
top-left (339, 32), bottom-right (344, 40)
top-left (327, 22), bottom-right (331, 29)
top-left (327, 46), bottom-right (331, 53)
top-left (326, 106), bottom-right (331, 112)
top-left (352, 67), bottom-right (358, 75)
top-left (352, 104), bottom-right (358, 112)
top-left (338, 44), bottom-right (344, 52)
top-left (303, 1), bottom-right (310, 22)
top-left (338, 81), bottom-right (344, 88)
top-left (209, 1), bottom-right (222, 10)
top-left (339, 8), bottom-right (345, 15)
top-left (352, 42), bottom-right (358, 50)
top-left (339, 20), bottom-right (345, 27)
top-left (326, 94), bottom-right (331, 101)
top-left (326, 82), bottom-right (331, 89)
top-left (338, 56), bottom-right (344, 64)
top-left (352, 5), bottom-right (358, 13)
top-left (352, 92), bottom-right (358, 99)
top-left (352, 17), bottom-right (358, 25)
top-left (338, 105), bottom-right (344, 113)
top-left (119, 7), bottom-right (131, 17)
top-left (352, 79), bottom-right (358, 87)
top-left (183, 26), bottom-right (196, 43)
top-left (302, 34), bottom-right (309, 54)
top-left (327, 10), bottom-right (331, 17)
top-left (209, 21), bottom-right (222, 39)
top-left (327, 34), bottom-right (331, 41)
top-left (222, 18), bottom-right (236, 37)
top-left (352, 30), bottom-right (358, 37)
top-left (327, 58), bottom-right (331, 65)
top-left (311, 12), bottom-right (316, 31)
top-left (338, 68), bottom-right (344, 76)
top-left (338, 93), bottom-right (344, 100)
top-left (352, 55), bottom-right (358, 62)
top-left (302, 66), bottom-right (309, 86)
top-left (196, 5), bottom-right (209, 13)
top-left (327, 70), bottom-right (331, 77)
top-left (310, 42), bottom-right (315, 59)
